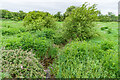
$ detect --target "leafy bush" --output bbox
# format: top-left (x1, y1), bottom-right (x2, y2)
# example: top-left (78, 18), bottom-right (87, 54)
top-left (35, 28), bottom-right (55, 39)
top-left (101, 26), bottom-right (108, 30)
top-left (2, 27), bottom-right (26, 35)
top-left (2, 28), bottom-right (20, 35)
top-left (3, 37), bottom-right (21, 50)
top-left (3, 32), bottom-right (58, 60)
top-left (20, 32), bottom-right (58, 59)
top-left (1, 49), bottom-right (45, 78)
top-left (63, 3), bottom-right (98, 40)
top-left (51, 41), bottom-right (118, 78)
top-left (35, 28), bottom-right (67, 45)
top-left (53, 32), bottom-right (67, 45)
top-left (64, 6), bottom-right (76, 18)
top-left (23, 11), bottom-right (56, 30)
top-left (0, 9), bottom-right (26, 21)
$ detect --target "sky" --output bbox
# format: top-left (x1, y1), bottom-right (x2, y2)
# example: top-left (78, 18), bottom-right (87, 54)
top-left (0, 0), bottom-right (119, 15)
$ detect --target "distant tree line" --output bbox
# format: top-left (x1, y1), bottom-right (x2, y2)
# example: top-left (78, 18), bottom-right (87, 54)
top-left (97, 11), bottom-right (118, 22)
top-left (54, 6), bottom-right (118, 22)
top-left (0, 9), bottom-right (26, 21)
top-left (0, 7), bottom-right (118, 22)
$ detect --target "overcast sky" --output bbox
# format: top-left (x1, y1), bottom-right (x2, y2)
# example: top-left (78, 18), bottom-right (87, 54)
top-left (0, 0), bottom-right (119, 15)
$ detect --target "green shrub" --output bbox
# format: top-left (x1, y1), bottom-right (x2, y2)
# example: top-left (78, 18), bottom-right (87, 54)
top-left (3, 32), bottom-right (58, 60)
top-left (21, 32), bottom-right (58, 59)
top-left (3, 37), bottom-right (21, 50)
top-left (2, 28), bottom-right (20, 35)
top-left (101, 26), bottom-right (108, 30)
top-left (53, 33), bottom-right (67, 45)
top-left (2, 27), bottom-right (26, 35)
top-left (63, 3), bottom-right (99, 40)
top-left (35, 28), bottom-right (55, 39)
top-left (51, 41), bottom-right (118, 78)
top-left (1, 49), bottom-right (45, 78)
top-left (23, 11), bottom-right (56, 30)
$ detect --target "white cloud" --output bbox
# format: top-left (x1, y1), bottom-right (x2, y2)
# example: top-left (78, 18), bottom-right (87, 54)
top-left (0, 0), bottom-right (119, 15)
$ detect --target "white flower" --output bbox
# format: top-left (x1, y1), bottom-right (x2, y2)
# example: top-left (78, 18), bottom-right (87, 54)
top-left (21, 66), bottom-right (23, 69)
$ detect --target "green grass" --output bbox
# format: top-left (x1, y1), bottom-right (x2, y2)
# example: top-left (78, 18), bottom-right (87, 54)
top-left (0, 20), bottom-right (118, 78)
top-left (89, 22), bottom-right (118, 42)
top-left (51, 22), bottom-right (118, 78)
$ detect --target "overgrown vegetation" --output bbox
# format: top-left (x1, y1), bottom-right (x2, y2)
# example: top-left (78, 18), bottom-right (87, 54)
top-left (51, 41), bottom-right (118, 78)
top-left (23, 11), bottom-right (56, 30)
top-left (63, 3), bottom-right (98, 40)
top-left (0, 2), bottom-right (119, 78)
top-left (1, 49), bottom-right (45, 78)
top-left (0, 10), bottom-right (26, 21)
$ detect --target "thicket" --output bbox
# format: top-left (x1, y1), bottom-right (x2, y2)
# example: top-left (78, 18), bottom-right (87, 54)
top-left (3, 31), bottom-right (58, 60)
top-left (2, 27), bottom-right (26, 35)
top-left (1, 2), bottom-right (119, 78)
top-left (23, 11), bottom-right (56, 30)
top-left (63, 3), bottom-right (99, 40)
top-left (0, 9), bottom-right (26, 21)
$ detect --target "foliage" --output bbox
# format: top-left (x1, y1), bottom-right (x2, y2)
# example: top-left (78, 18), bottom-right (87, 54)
top-left (2, 27), bottom-right (26, 35)
top-left (0, 9), bottom-right (26, 21)
top-left (1, 49), bottom-right (45, 78)
top-left (0, 6), bottom-right (118, 78)
top-left (101, 26), bottom-right (108, 30)
top-left (101, 40), bottom-right (114, 51)
top-left (64, 6), bottom-right (76, 18)
top-left (54, 12), bottom-right (64, 22)
top-left (35, 28), bottom-right (55, 39)
top-left (3, 37), bottom-right (22, 50)
top-left (3, 31), bottom-right (58, 60)
top-left (97, 12), bottom-right (118, 22)
top-left (53, 31), bottom-right (67, 45)
top-left (100, 26), bottom-right (112, 34)
top-left (63, 3), bottom-right (99, 40)
top-left (51, 41), bottom-right (118, 78)
top-left (23, 11), bottom-right (56, 30)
